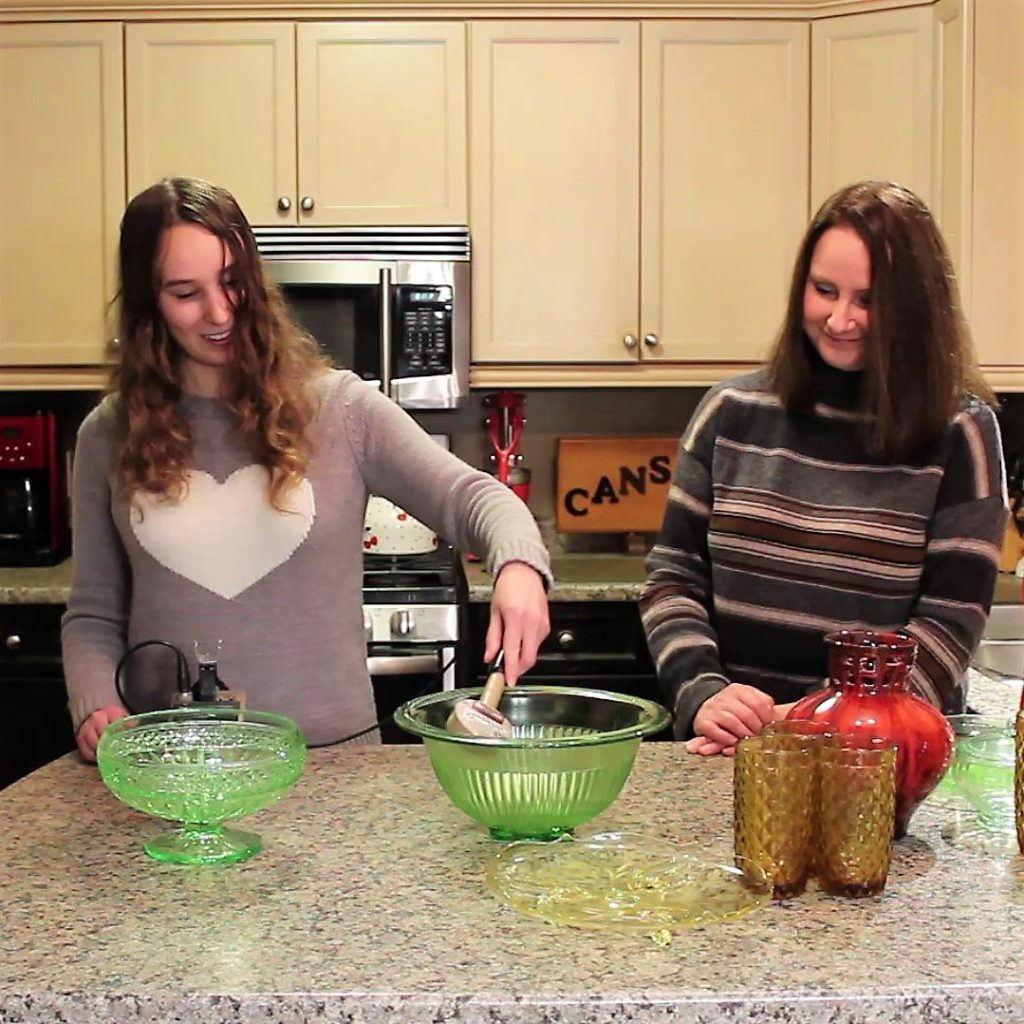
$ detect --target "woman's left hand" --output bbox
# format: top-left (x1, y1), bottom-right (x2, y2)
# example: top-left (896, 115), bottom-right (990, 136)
top-left (485, 561), bottom-right (550, 685)
top-left (684, 700), bottom-right (800, 756)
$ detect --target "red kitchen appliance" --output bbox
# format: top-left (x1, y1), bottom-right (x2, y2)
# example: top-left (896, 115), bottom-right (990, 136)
top-left (484, 391), bottom-right (530, 503)
top-left (0, 412), bottom-right (69, 566)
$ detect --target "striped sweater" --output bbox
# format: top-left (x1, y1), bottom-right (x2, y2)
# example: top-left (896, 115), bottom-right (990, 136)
top-left (640, 363), bottom-right (1009, 740)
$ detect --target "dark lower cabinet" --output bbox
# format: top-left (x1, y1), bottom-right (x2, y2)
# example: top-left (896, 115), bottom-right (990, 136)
top-left (1, 604), bottom-right (75, 789)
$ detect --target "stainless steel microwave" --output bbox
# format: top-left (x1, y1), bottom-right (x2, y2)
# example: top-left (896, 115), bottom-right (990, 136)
top-left (252, 226), bottom-right (470, 409)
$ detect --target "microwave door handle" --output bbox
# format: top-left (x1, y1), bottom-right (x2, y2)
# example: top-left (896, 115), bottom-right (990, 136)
top-left (380, 266), bottom-right (393, 399)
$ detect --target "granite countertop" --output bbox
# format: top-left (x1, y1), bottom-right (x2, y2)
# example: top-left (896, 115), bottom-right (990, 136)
top-left (466, 553), bottom-right (650, 601)
top-left (0, 558), bottom-right (73, 604)
top-left (3, 555), bottom-right (1021, 605)
top-left (4, 743), bottom-right (1024, 1023)
top-left (467, 554), bottom-right (1024, 604)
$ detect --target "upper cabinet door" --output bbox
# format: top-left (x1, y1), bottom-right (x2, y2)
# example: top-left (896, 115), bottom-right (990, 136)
top-left (811, 7), bottom-right (934, 209)
top-left (641, 21), bottom-right (809, 364)
top-left (125, 22), bottom-right (297, 224)
top-left (469, 21), bottom-right (640, 364)
top-left (0, 23), bottom-right (124, 367)
top-left (970, 0), bottom-right (1023, 376)
top-left (296, 22), bottom-right (467, 225)
top-left (931, 0), bottom-right (971, 289)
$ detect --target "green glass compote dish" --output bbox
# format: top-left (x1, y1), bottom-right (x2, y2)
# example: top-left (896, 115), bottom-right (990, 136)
top-left (97, 706), bottom-right (307, 865)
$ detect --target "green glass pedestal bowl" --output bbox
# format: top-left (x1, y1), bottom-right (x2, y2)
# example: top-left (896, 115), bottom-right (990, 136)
top-left (950, 720), bottom-right (1017, 856)
top-left (930, 714), bottom-right (1014, 810)
top-left (97, 706), bottom-right (307, 865)
top-left (393, 686), bottom-right (670, 841)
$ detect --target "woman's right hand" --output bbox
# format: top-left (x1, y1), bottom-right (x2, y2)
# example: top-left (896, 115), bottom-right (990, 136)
top-left (690, 683), bottom-right (776, 751)
top-left (76, 704), bottom-right (128, 762)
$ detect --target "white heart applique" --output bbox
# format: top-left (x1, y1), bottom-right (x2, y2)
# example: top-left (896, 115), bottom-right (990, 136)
top-left (130, 466), bottom-right (315, 600)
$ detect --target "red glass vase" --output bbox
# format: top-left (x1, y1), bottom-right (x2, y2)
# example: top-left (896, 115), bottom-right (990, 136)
top-left (787, 630), bottom-right (954, 839)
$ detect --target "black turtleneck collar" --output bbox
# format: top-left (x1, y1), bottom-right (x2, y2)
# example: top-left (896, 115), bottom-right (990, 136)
top-left (804, 338), bottom-right (863, 412)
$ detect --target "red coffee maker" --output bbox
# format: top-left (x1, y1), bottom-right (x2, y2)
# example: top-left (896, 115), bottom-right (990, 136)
top-left (0, 412), bottom-right (69, 566)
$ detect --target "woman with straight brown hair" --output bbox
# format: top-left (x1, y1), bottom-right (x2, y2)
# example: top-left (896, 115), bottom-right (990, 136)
top-left (642, 180), bottom-right (1008, 755)
top-left (62, 177), bottom-right (551, 761)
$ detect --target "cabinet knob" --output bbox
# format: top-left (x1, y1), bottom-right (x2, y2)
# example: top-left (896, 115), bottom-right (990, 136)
top-left (4, 635), bottom-right (21, 652)
top-left (622, 334), bottom-right (638, 350)
top-left (643, 333), bottom-right (659, 349)
top-left (300, 196), bottom-right (315, 212)
top-left (277, 196), bottom-right (292, 212)
top-left (557, 630), bottom-right (576, 650)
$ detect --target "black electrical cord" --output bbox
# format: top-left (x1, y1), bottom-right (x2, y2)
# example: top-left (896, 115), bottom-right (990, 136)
top-left (308, 653), bottom-right (458, 748)
top-left (114, 639), bottom-right (456, 747)
top-left (114, 639), bottom-right (192, 716)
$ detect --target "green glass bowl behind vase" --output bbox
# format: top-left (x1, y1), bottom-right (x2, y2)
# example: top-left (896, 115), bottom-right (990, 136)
top-left (930, 714), bottom-right (1014, 809)
top-left (97, 706), bottom-right (307, 865)
top-left (393, 686), bottom-right (670, 841)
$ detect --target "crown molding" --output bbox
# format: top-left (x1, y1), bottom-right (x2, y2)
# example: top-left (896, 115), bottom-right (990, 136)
top-left (0, 0), bottom-right (935, 22)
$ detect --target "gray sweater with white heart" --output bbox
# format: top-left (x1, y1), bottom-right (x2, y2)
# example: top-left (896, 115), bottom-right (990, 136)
top-left (61, 369), bottom-right (551, 745)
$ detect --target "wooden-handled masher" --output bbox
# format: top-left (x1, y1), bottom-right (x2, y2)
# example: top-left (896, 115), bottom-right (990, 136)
top-left (446, 652), bottom-right (513, 738)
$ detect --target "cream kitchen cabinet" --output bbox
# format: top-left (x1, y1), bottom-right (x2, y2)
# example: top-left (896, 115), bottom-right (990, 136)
top-left (469, 20), bottom-right (808, 381)
top-left (0, 23), bottom-right (124, 371)
top-left (126, 21), bottom-right (466, 226)
top-left (810, 2), bottom-right (972, 276)
top-left (967, 0), bottom-right (1024, 385)
top-left (810, 6), bottom-right (934, 211)
top-left (126, 22), bottom-right (296, 225)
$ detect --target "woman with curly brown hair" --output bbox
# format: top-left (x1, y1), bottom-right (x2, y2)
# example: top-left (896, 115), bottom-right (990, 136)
top-left (62, 177), bottom-right (551, 760)
top-left (641, 180), bottom-right (1009, 755)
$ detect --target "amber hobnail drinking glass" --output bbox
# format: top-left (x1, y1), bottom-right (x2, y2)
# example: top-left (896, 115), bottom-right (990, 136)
top-left (734, 735), bottom-right (815, 899)
top-left (760, 719), bottom-right (835, 870)
top-left (816, 736), bottom-right (897, 897)
top-left (1015, 711), bottom-right (1024, 856)
top-left (761, 718), bottom-right (835, 751)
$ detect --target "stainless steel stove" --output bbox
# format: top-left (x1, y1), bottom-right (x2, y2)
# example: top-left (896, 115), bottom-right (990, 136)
top-left (362, 543), bottom-right (467, 742)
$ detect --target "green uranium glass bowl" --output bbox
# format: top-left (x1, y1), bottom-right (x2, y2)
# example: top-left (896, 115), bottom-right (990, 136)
top-left (953, 724), bottom-right (1016, 830)
top-left (97, 706), bottom-right (307, 865)
top-left (392, 686), bottom-right (670, 841)
top-left (931, 714), bottom-right (1014, 808)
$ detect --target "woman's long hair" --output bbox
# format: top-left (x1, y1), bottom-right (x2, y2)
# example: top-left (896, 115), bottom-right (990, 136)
top-left (110, 177), bottom-right (329, 508)
top-left (766, 180), bottom-right (994, 461)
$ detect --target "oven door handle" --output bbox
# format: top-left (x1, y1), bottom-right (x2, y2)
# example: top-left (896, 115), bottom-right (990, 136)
top-left (367, 652), bottom-right (441, 676)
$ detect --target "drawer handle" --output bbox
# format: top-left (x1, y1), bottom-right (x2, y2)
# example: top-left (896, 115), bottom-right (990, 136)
top-left (5, 635), bottom-right (21, 652)
top-left (557, 630), bottom-right (576, 650)
top-left (367, 653), bottom-right (440, 677)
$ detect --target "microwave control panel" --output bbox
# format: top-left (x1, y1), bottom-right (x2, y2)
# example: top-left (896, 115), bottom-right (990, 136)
top-left (394, 286), bottom-right (453, 377)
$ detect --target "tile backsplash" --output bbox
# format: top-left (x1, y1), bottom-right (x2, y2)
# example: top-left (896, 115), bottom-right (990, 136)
top-left (415, 387), bottom-right (705, 538)
top-left (4, 386), bottom-right (1022, 553)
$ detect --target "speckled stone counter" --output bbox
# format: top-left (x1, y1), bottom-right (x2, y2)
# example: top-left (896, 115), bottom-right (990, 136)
top-left (467, 555), bottom-right (1024, 605)
top-left (0, 558), bottom-right (72, 604)
top-left (4, 743), bottom-right (1024, 1024)
top-left (467, 553), bottom-right (649, 602)
top-left (3, 556), bottom-right (1021, 606)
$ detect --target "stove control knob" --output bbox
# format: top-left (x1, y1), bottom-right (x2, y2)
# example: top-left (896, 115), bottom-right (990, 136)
top-left (363, 610), bottom-right (373, 644)
top-left (390, 610), bottom-right (416, 637)
top-left (557, 630), bottom-right (576, 651)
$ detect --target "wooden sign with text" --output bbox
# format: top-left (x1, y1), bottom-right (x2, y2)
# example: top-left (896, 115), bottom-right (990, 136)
top-left (556, 436), bottom-right (678, 533)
